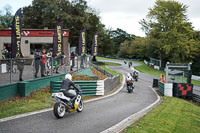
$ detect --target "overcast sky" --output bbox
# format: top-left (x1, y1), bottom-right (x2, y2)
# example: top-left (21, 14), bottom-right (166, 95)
top-left (0, 0), bottom-right (199, 37)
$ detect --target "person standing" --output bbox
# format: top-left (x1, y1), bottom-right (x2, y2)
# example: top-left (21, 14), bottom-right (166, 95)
top-left (46, 48), bottom-right (53, 76)
top-left (70, 51), bottom-right (75, 71)
top-left (54, 55), bottom-right (60, 74)
top-left (34, 50), bottom-right (41, 78)
top-left (1, 46), bottom-right (8, 59)
top-left (41, 49), bottom-right (46, 77)
top-left (16, 55), bottom-right (24, 81)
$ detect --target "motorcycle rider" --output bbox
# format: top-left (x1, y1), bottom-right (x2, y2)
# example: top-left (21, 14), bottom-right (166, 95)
top-left (60, 74), bottom-right (81, 106)
top-left (126, 73), bottom-right (134, 88)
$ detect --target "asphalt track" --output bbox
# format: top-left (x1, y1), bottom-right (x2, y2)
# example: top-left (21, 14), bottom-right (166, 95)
top-left (0, 60), bottom-right (159, 133)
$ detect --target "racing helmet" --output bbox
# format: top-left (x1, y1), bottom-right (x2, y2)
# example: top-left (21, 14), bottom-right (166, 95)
top-left (65, 74), bottom-right (72, 81)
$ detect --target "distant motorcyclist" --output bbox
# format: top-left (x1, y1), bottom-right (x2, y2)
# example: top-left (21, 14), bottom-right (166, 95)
top-left (131, 71), bottom-right (139, 81)
top-left (126, 73), bottom-right (134, 93)
top-left (61, 74), bottom-right (80, 103)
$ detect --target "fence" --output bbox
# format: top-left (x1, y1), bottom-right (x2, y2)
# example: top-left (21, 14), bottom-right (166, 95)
top-left (89, 62), bottom-right (113, 77)
top-left (0, 55), bottom-right (93, 85)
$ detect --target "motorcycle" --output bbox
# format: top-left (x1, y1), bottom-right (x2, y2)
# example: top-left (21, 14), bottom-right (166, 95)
top-left (52, 85), bottom-right (84, 119)
top-left (126, 80), bottom-right (134, 93)
top-left (131, 71), bottom-right (139, 82)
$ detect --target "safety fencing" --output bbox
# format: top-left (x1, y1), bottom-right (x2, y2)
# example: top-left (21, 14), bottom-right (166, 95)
top-left (50, 80), bottom-right (104, 96)
top-left (0, 58), bottom-right (121, 101)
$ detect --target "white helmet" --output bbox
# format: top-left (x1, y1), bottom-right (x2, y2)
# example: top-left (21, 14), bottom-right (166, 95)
top-left (127, 73), bottom-right (131, 77)
top-left (65, 74), bottom-right (72, 81)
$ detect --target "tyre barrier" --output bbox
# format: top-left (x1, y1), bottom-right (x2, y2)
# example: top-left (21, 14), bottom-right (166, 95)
top-left (50, 80), bottom-right (104, 96)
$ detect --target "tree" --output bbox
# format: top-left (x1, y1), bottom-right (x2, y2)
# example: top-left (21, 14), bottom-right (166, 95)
top-left (0, 5), bottom-right (13, 28)
top-left (23, 0), bottom-right (106, 54)
top-left (140, 0), bottom-right (198, 64)
top-left (109, 28), bottom-right (135, 55)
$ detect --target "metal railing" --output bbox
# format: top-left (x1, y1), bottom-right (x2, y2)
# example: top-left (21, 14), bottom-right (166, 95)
top-left (89, 62), bottom-right (114, 77)
top-left (193, 94), bottom-right (200, 103)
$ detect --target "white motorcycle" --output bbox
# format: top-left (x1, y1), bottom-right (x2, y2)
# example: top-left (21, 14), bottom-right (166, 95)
top-left (52, 85), bottom-right (84, 119)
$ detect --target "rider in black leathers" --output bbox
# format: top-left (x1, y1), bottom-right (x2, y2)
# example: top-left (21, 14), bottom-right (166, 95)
top-left (61, 74), bottom-right (80, 102)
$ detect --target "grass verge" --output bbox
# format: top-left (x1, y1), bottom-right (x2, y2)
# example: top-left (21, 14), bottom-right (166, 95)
top-left (98, 62), bottom-right (123, 83)
top-left (0, 87), bottom-right (54, 119)
top-left (134, 61), bottom-right (165, 77)
top-left (98, 61), bottom-right (122, 66)
top-left (0, 87), bottom-right (100, 119)
top-left (124, 96), bottom-right (200, 133)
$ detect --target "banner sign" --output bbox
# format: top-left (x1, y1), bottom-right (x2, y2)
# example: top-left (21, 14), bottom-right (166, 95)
top-left (91, 32), bottom-right (99, 56)
top-left (53, 21), bottom-right (63, 57)
top-left (78, 28), bottom-right (86, 56)
top-left (11, 8), bottom-right (23, 58)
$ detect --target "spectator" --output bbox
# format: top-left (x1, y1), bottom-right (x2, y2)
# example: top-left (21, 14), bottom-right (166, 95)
top-left (1, 46), bottom-right (8, 59)
top-left (46, 48), bottom-right (53, 76)
top-left (70, 51), bottom-right (75, 71)
top-left (160, 74), bottom-right (166, 83)
top-left (54, 55), bottom-right (59, 74)
top-left (40, 49), bottom-right (46, 77)
top-left (34, 49), bottom-right (41, 78)
top-left (16, 56), bottom-right (24, 81)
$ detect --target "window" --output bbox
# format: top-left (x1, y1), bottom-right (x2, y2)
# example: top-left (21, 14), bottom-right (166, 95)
top-left (30, 43), bottom-right (53, 54)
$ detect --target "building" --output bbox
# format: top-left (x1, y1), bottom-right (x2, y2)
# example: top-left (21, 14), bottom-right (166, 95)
top-left (0, 29), bottom-right (70, 59)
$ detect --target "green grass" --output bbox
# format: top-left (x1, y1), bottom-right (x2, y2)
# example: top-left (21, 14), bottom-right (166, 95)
top-left (0, 87), bottom-right (54, 119)
top-left (124, 96), bottom-right (200, 133)
top-left (99, 61), bottom-right (122, 66)
top-left (191, 79), bottom-right (200, 86)
top-left (0, 87), bottom-right (99, 119)
top-left (134, 61), bottom-right (165, 77)
top-left (97, 56), bottom-right (118, 61)
top-left (97, 62), bottom-right (123, 83)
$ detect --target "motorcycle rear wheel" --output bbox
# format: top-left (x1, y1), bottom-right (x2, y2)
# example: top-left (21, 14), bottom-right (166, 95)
top-left (53, 102), bottom-right (66, 119)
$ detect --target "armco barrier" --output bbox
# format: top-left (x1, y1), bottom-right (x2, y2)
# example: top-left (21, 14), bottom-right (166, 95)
top-left (0, 74), bottom-right (65, 101)
top-left (193, 94), bottom-right (200, 103)
top-left (50, 80), bottom-right (104, 96)
top-left (90, 63), bottom-right (113, 77)
top-left (104, 76), bottom-right (120, 94)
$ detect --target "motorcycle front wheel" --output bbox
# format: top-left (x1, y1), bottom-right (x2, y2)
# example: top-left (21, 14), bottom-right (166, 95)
top-left (77, 99), bottom-right (84, 112)
top-left (53, 102), bottom-right (66, 119)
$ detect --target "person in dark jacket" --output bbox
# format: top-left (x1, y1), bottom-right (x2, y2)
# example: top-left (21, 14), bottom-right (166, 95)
top-left (16, 57), bottom-right (24, 81)
top-left (70, 51), bottom-right (75, 71)
top-left (60, 74), bottom-right (80, 103)
top-left (34, 50), bottom-right (41, 78)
